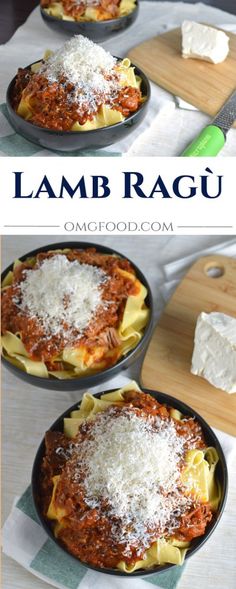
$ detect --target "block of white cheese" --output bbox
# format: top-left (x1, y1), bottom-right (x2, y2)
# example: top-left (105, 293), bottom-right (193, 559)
top-left (182, 21), bottom-right (229, 64)
top-left (191, 312), bottom-right (236, 394)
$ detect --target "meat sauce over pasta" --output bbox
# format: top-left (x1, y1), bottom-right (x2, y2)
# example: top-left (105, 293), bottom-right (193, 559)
top-left (12, 68), bottom-right (141, 131)
top-left (41, 0), bottom-right (123, 21)
top-left (1, 249), bottom-right (138, 369)
top-left (38, 391), bottom-right (214, 569)
top-left (10, 35), bottom-right (144, 131)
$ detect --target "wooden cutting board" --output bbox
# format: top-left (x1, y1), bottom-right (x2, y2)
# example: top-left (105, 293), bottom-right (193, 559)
top-left (141, 255), bottom-right (236, 435)
top-left (128, 27), bottom-right (236, 128)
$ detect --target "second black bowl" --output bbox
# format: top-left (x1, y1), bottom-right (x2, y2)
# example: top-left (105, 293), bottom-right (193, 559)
top-left (6, 59), bottom-right (150, 153)
top-left (1, 241), bottom-right (153, 391)
top-left (40, 2), bottom-right (139, 42)
top-left (31, 387), bottom-right (228, 576)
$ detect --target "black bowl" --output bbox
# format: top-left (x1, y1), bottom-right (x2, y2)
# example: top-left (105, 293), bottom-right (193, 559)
top-left (6, 59), bottom-right (150, 153)
top-left (40, 2), bottom-right (139, 42)
top-left (1, 241), bottom-right (153, 391)
top-left (31, 387), bottom-right (228, 576)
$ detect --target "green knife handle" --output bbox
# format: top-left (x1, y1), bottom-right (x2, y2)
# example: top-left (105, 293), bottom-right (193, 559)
top-left (181, 125), bottom-right (225, 157)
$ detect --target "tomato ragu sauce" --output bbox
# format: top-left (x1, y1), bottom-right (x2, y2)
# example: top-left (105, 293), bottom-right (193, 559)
top-left (1, 249), bottom-right (139, 369)
top-left (38, 390), bottom-right (215, 570)
top-left (41, 0), bottom-right (126, 21)
top-left (12, 68), bottom-right (142, 131)
top-left (11, 36), bottom-right (143, 131)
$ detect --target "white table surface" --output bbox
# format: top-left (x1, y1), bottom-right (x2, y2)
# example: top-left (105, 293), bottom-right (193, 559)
top-left (2, 234), bottom-right (236, 589)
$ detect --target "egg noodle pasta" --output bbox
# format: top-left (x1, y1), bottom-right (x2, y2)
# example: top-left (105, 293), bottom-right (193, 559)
top-left (39, 382), bottom-right (221, 571)
top-left (1, 249), bottom-right (149, 379)
top-left (40, 0), bottom-right (137, 22)
top-left (11, 36), bottom-right (145, 132)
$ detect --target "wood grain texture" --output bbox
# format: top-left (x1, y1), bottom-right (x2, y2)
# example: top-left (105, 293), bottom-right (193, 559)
top-left (128, 26), bottom-right (236, 128)
top-left (141, 255), bottom-right (236, 435)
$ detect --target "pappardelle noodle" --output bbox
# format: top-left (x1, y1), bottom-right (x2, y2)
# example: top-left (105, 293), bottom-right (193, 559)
top-left (11, 35), bottom-right (145, 131)
top-left (38, 382), bottom-right (221, 571)
top-left (41, 0), bottom-right (136, 21)
top-left (1, 249), bottom-right (149, 379)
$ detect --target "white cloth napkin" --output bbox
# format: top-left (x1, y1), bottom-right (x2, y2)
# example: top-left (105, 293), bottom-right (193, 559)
top-left (0, 2), bottom-right (236, 156)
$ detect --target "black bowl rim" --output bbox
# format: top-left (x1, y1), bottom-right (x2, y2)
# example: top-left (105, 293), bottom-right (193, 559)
top-left (1, 240), bottom-right (154, 387)
top-left (31, 386), bottom-right (228, 577)
top-left (40, 1), bottom-right (139, 26)
top-left (6, 55), bottom-right (150, 137)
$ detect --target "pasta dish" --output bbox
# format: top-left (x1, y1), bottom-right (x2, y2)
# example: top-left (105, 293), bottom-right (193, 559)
top-left (11, 35), bottom-right (144, 131)
top-left (40, 0), bottom-right (136, 22)
top-left (1, 249), bottom-right (149, 379)
top-left (38, 382), bottom-right (221, 571)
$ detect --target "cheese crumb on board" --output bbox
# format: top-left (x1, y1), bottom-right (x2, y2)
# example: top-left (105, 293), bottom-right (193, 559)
top-left (182, 21), bottom-right (229, 64)
top-left (191, 312), bottom-right (236, 394)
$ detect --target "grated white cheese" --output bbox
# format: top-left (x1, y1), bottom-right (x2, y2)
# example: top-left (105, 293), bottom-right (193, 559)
top-left (15, 254), bottom-right (108, 337)
top-left (73, 0), bottom-right (100, 5)
top-left (39, 36), bottom-right (119, 112)
top-left (71, 408), bottom-right (194, 553)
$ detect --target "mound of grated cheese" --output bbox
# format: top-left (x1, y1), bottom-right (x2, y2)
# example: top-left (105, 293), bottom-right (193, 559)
top-left (16, 254), bottom-right (108, 337)
top-left (72, 407), bottom-right (193, 554)
top-left (39, 36), bottom-right (119, 112)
